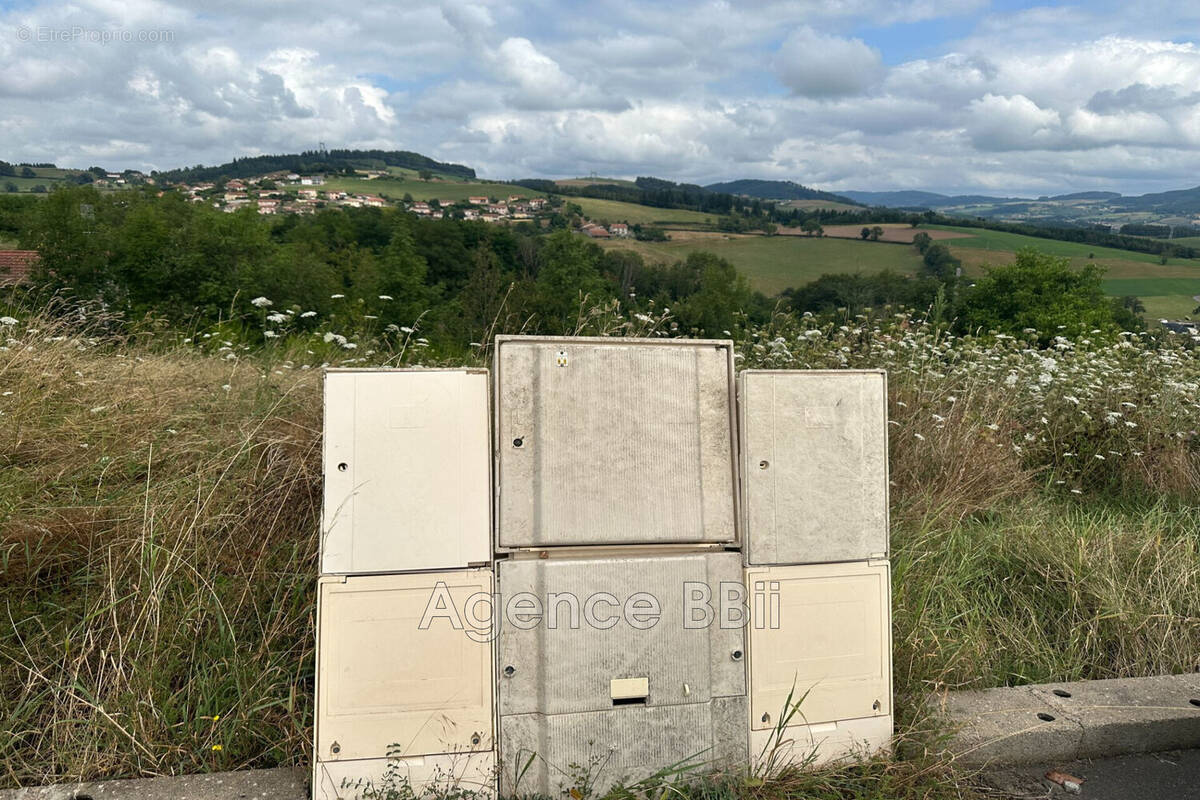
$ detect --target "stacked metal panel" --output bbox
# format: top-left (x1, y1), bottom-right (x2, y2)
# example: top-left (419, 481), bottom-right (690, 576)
top-left (737, 370), bottom-right (893, 766)
top-left (492, 336), bottom-right (745, 796)
top-left (313, 348), bottom-right (894, 800)
top-left (313, 370), bottom-right (496, 800)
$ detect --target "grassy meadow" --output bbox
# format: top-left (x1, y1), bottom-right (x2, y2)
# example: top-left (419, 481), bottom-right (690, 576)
top-left (573, 197), bottom-right (716, 226)
top-left (601, 233), bottom-right (924, 294)
top-left (597, 219), bottom-right (1200, 319)
top-left (2, 301), bottom-right (1199, 797)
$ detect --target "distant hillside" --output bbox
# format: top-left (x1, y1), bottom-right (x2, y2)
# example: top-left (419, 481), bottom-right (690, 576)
top-left (1117, 186), bottom-right (1200, 214)
top-left (1044, 191), bottom-right (1121, 201)
top-left (704, 179), bottom-right (856, 204)
top-left (155, 149), bottom-right (476, 184)
top-left (841, 190), bottom-right (1024, 208)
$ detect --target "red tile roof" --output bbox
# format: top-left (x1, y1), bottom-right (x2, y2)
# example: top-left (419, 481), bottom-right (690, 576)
top-left (0, 250), bottom-right (38, 285)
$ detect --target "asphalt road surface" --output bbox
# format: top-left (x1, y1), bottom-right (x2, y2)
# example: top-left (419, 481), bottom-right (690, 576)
top-left (984, 749), bottom-right (1200, 798)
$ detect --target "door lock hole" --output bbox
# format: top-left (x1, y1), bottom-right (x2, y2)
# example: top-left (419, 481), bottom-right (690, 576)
top-left (336, 462), bottom-right (348, 472)
top-left (512, 437), bottom-right (523, 448)
top-left (503, 665), bottom-right (515, 677)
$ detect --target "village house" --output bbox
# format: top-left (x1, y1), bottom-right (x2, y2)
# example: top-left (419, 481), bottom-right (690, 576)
top-left (610, 223), bottom-right (629, 237)
top-left (0, 250), bottom-right (38, 286)
top-left (360, 195), bottom-right (386, 208)
top-left (463, 208), bottom-right (480, 220)
top-left (468, 195), bottom-right (490, 205)
top-left (481, 213), bottom-right (503, 223)
top-left (411, 201), bottom-right (431, 214)
top-left (528, 197), bottom-right (547, 209)
top-left (581, 224), bottom-right (610, 238)
top-left (298, 189), bottom-right (318, 200)
top-left (300, 175), bottom-right (325, 186)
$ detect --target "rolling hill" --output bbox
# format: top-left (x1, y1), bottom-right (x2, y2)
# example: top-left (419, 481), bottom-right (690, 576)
top-left (702, 179), bottom-right (856, 205)
top-left (155, 149), bottom-right (476, 184)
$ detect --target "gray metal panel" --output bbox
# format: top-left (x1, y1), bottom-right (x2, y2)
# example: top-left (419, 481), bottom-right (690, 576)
top-left (499, 696), bottom-right (747, 796)
top-left (739, 370), bottom-right (889, 565)
top-left (497, 553), bottom-right (746, 717)
top-left (495, 337), bottom-right (737, 547)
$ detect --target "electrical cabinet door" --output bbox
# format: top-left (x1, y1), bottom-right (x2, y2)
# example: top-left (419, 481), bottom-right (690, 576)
top-left (322, 369), bottom-right (490, 573)
top-left (315, 571), bottom-right (494, 762)
top-left (495, 337), bottom-right (737, 548)
top-left (739, 370), bottom-right (888, 565)
top-left (495, 552), bottom-right (748, 795)
top-left (746, 561), bottom-right (891, 729)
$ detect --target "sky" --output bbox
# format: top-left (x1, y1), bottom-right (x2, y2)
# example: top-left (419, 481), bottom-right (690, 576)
top-left (2, 0), bottom-right (1200, 196)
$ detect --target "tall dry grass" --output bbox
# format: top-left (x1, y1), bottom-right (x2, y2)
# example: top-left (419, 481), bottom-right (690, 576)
top-left (0, 305), bottom-right (1198, 791)
top-left (0, 309), bottom-right (323, 784)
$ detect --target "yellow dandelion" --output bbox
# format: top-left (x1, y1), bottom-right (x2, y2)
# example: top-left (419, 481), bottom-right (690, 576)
top-left (211, 744), bottom-right (223, 752)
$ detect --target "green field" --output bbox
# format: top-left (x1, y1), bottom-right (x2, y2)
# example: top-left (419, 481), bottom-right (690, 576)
top-left (557, 177), bottom-right (639, 188)
top-left (320, 174), bottom-right (543, 204)
top-left (596, 217), bottom-right (1200, 316)
top-left (929, 224), bottom-right (1194, 266)
top-left (601, 234), bottom-right (924, 294)
top-left (574, 197), bottom-right (716, 226)
top-left (785, 198), bottom-right (864, 212)
top-left (1, 167), bottom-right (73, 193)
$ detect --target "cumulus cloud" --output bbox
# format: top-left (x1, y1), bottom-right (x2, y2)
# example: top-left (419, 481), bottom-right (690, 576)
top-left (775, 27), bottom-right (885, 98)
top-left (1, 0), bottom-right (1200, 194)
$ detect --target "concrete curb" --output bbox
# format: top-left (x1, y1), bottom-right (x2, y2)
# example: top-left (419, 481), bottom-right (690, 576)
top-left (0, 767), bottom-right (307, 800)
top-left (931, 673), bottom-right (1200, 767)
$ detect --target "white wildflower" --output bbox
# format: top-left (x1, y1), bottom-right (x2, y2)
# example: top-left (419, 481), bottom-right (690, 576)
top-left (330, 293), bottom-right (345, 299)
top-left (0, 316), bottom-right (17, 326)
top-left (266, 313), bottom-right (287, 324)
top-left (300, 311), bottom-right (317, 318)
top-left (378, 295), bottom-right (394, 301)
top-left (250, 296), bottom-right (272, 308)
top-left (264, 331), bottom-right (279, 339)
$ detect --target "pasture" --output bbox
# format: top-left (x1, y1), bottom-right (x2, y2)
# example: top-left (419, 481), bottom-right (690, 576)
top-left (600, 232), bottom-right (924, 294)
top-left (574, 197), bottom-right (717, 226)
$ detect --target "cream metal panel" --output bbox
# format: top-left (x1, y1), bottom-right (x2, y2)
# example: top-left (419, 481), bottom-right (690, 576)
top-left (748, 715), bottom-right (891, 769)
top-left (494, 336), bottom-right (737, 548)
top-left (738, 370), bottom-right (889, 565)
top-left (314, 751), bottom-right (496, 800)
top-left (496, 552), bottom-right (746, 716)
top-left (315, 571), bottom-right (494, 763)
top-left (322, 369), bottom-right (490, 574)
top-left (746, 562), bottom-right (891, 729)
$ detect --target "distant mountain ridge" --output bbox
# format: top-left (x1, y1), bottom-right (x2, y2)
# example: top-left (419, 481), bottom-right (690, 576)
top-left (840, 190), bottom-right (1025, 207)
top-left (703, 179), bottom-right (857, 205)
top-left (840, 185), bottom-right (1200, 216)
